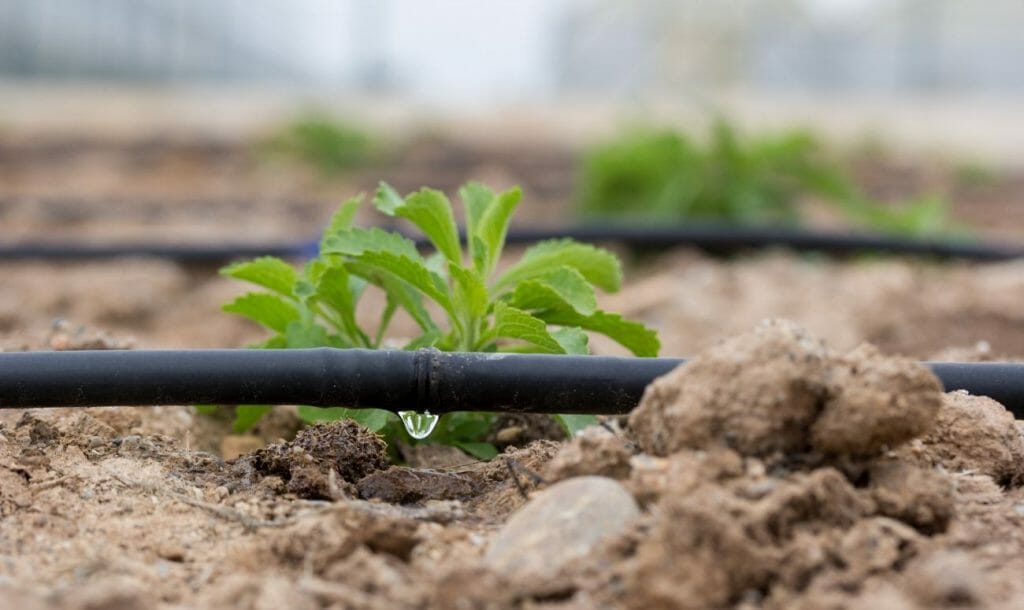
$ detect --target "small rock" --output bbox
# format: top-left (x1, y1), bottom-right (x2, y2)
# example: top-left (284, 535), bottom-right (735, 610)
top-left (484, 476), bottom-right (640, 580)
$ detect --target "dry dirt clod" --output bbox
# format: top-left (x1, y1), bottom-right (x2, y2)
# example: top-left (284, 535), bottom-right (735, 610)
top-left (811, 343), bottom-right (943, 456)
top-left (629, 320), bottom-right (944, 461)
top-left (837, 517), bottom-right (923, 581)
top-left (244, 420), bottom-right (388, 499)
top-left (868, 460), bottom-right (955, 534)
top-left (544, 426), bottom-right (633, 482)
top-left (629, 319), bottom-right (831, 458)
top-left (898, 390), bottom-right (1024, 486)
top-left (903, 550), bottom-right (990, 608)
top-left (356, 467), bottom-right (476, 504)
top-left (484, 476), bottom-right (640, 582)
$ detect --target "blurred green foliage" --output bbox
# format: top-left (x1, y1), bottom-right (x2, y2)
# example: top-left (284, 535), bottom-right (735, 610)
top-left (266, 113), bottom-right (374, 175)
top-left (577, 119), bottom-right (956, 237)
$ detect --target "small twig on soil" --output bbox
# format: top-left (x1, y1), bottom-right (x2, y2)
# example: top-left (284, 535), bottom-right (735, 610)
top-left (440, 459), bottom-right (488, 473)
top-left (508, 457), bottom-right (547, 486)
top-left (506, 458), bottom-right (529, 499)
top-left (30, 474), bottom-right (78, 492)
top-left (505, 457), bottom-right (547, 500)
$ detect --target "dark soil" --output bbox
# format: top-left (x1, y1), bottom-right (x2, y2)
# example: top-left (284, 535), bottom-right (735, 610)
top-left (243, 420), bottom-right (390, 499)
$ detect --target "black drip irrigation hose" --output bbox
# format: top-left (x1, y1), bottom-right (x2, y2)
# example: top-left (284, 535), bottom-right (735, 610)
top-left (2, 224), bottom-right (1024, 262)
top-left (1, 348), bottom-right (1022, 417)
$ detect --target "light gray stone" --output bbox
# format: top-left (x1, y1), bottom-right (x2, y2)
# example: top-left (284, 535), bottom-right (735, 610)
top-left (484, 476), bottom-right (640, 579)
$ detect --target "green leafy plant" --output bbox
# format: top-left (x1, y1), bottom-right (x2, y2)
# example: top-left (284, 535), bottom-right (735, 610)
top-left (578, 120), bottom-right (829, 224)
top-left (577, 119), bottom-right (955, 236)
top-left (266, 113), bottom-right (374, 175)
top-left (219, 182), bottom-right (660, 459)
top-left (838, 194), bottom-right (953, 238)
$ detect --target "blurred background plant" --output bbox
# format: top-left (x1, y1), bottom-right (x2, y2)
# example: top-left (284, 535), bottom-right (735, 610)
top-left (263, 112), bottom-right (377, 177)
top-left (576, 118), bottom-right (957, 237)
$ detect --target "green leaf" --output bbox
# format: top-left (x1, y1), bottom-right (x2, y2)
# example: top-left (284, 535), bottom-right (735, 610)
top-left (460, 181), bottom-right (494, 235)
top-left (460, 183), bottom-right (494, 273)
top-left (312, 265), bottom-right (355, 313)
top-left (285, 319), bottom-right (329, 348)
top-left (372, 182), bottom-right (405, 214)
top-left (551, 414), bottom-right (599, 437)
top-left (373, 299), bottom-right (398, 348)
top-left (494, 239), bottom-right (622, 294)
top-left (538, 309), bottom-right (660, 357)
top-left (484, 302), bottom-right (563, 353)
top-left (296, 406), bottom-right (392, 432)
top-left (375, 185), bottom-right (462, 264)
top-left (403, 330), bottom-right (442, 350)
top-left (223, 292), bottom-right (300, 333)
top-left (349, 251), bottom-right (453, 316)
top-left (260, 335), bottom-right (288, 348)
top-left (453, 441), bottom-right (499, 460)
top-left (233, 405), bottom-right (273, 433)
top-left (551, 327), bottom-right (589, 355)
top-left (449, 263), bottom-right (487, 319)
top-left (319, 195), bottom-right (363, 248)
top-left (322, 226), bottom-right (422, 261)
top-left (508, 266), bottom-right (597, 316)
top-left (373, 271), bottom-right (439, 334)
top-left (194, 404), bottom-right (221, 416)
top-left (424, 251), bottom-right (449, 278)
top-left (220, 257), bottom-right (297, 297)
top-left (439, 412), bottom-right (495, 440)
top-left (476, 186), bottom-right (521, 274)
top-left (312, 265), bottom-right (368, 345)
top-left (469, 235), bottom-right (488, 275)
top-left (293, 278), bottom-right (316, 301)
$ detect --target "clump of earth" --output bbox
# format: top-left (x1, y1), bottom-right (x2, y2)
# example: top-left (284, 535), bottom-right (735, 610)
top-left (4, 319), bottom-right (1024, 609)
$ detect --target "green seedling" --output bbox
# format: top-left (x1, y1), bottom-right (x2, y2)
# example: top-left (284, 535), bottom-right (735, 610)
top-left (220, 182), bottom-right (660, 459)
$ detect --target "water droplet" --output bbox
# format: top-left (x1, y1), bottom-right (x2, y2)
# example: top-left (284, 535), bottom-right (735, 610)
top-left (398, 410), bottom-right (439, 440)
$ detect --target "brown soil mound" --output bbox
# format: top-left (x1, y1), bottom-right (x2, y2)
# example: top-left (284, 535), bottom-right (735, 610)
top-left (628, 319), bottom-right (942, 458)
top-left (591, 320), bottom-right (1024, 608)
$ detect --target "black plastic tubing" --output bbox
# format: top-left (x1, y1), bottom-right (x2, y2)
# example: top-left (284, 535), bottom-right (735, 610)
top-left (0, 348), bottom-right (1021, 417)
top-left (2, 224), bottom-right (1023, 262)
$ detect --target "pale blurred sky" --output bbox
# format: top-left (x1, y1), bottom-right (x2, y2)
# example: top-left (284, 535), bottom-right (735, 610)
top-left (2, 0), bottom-right (1022, 105)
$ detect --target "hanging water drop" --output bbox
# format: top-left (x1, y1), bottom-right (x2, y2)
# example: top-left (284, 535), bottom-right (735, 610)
top-left (398, 410), bottom-right (439, 440)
